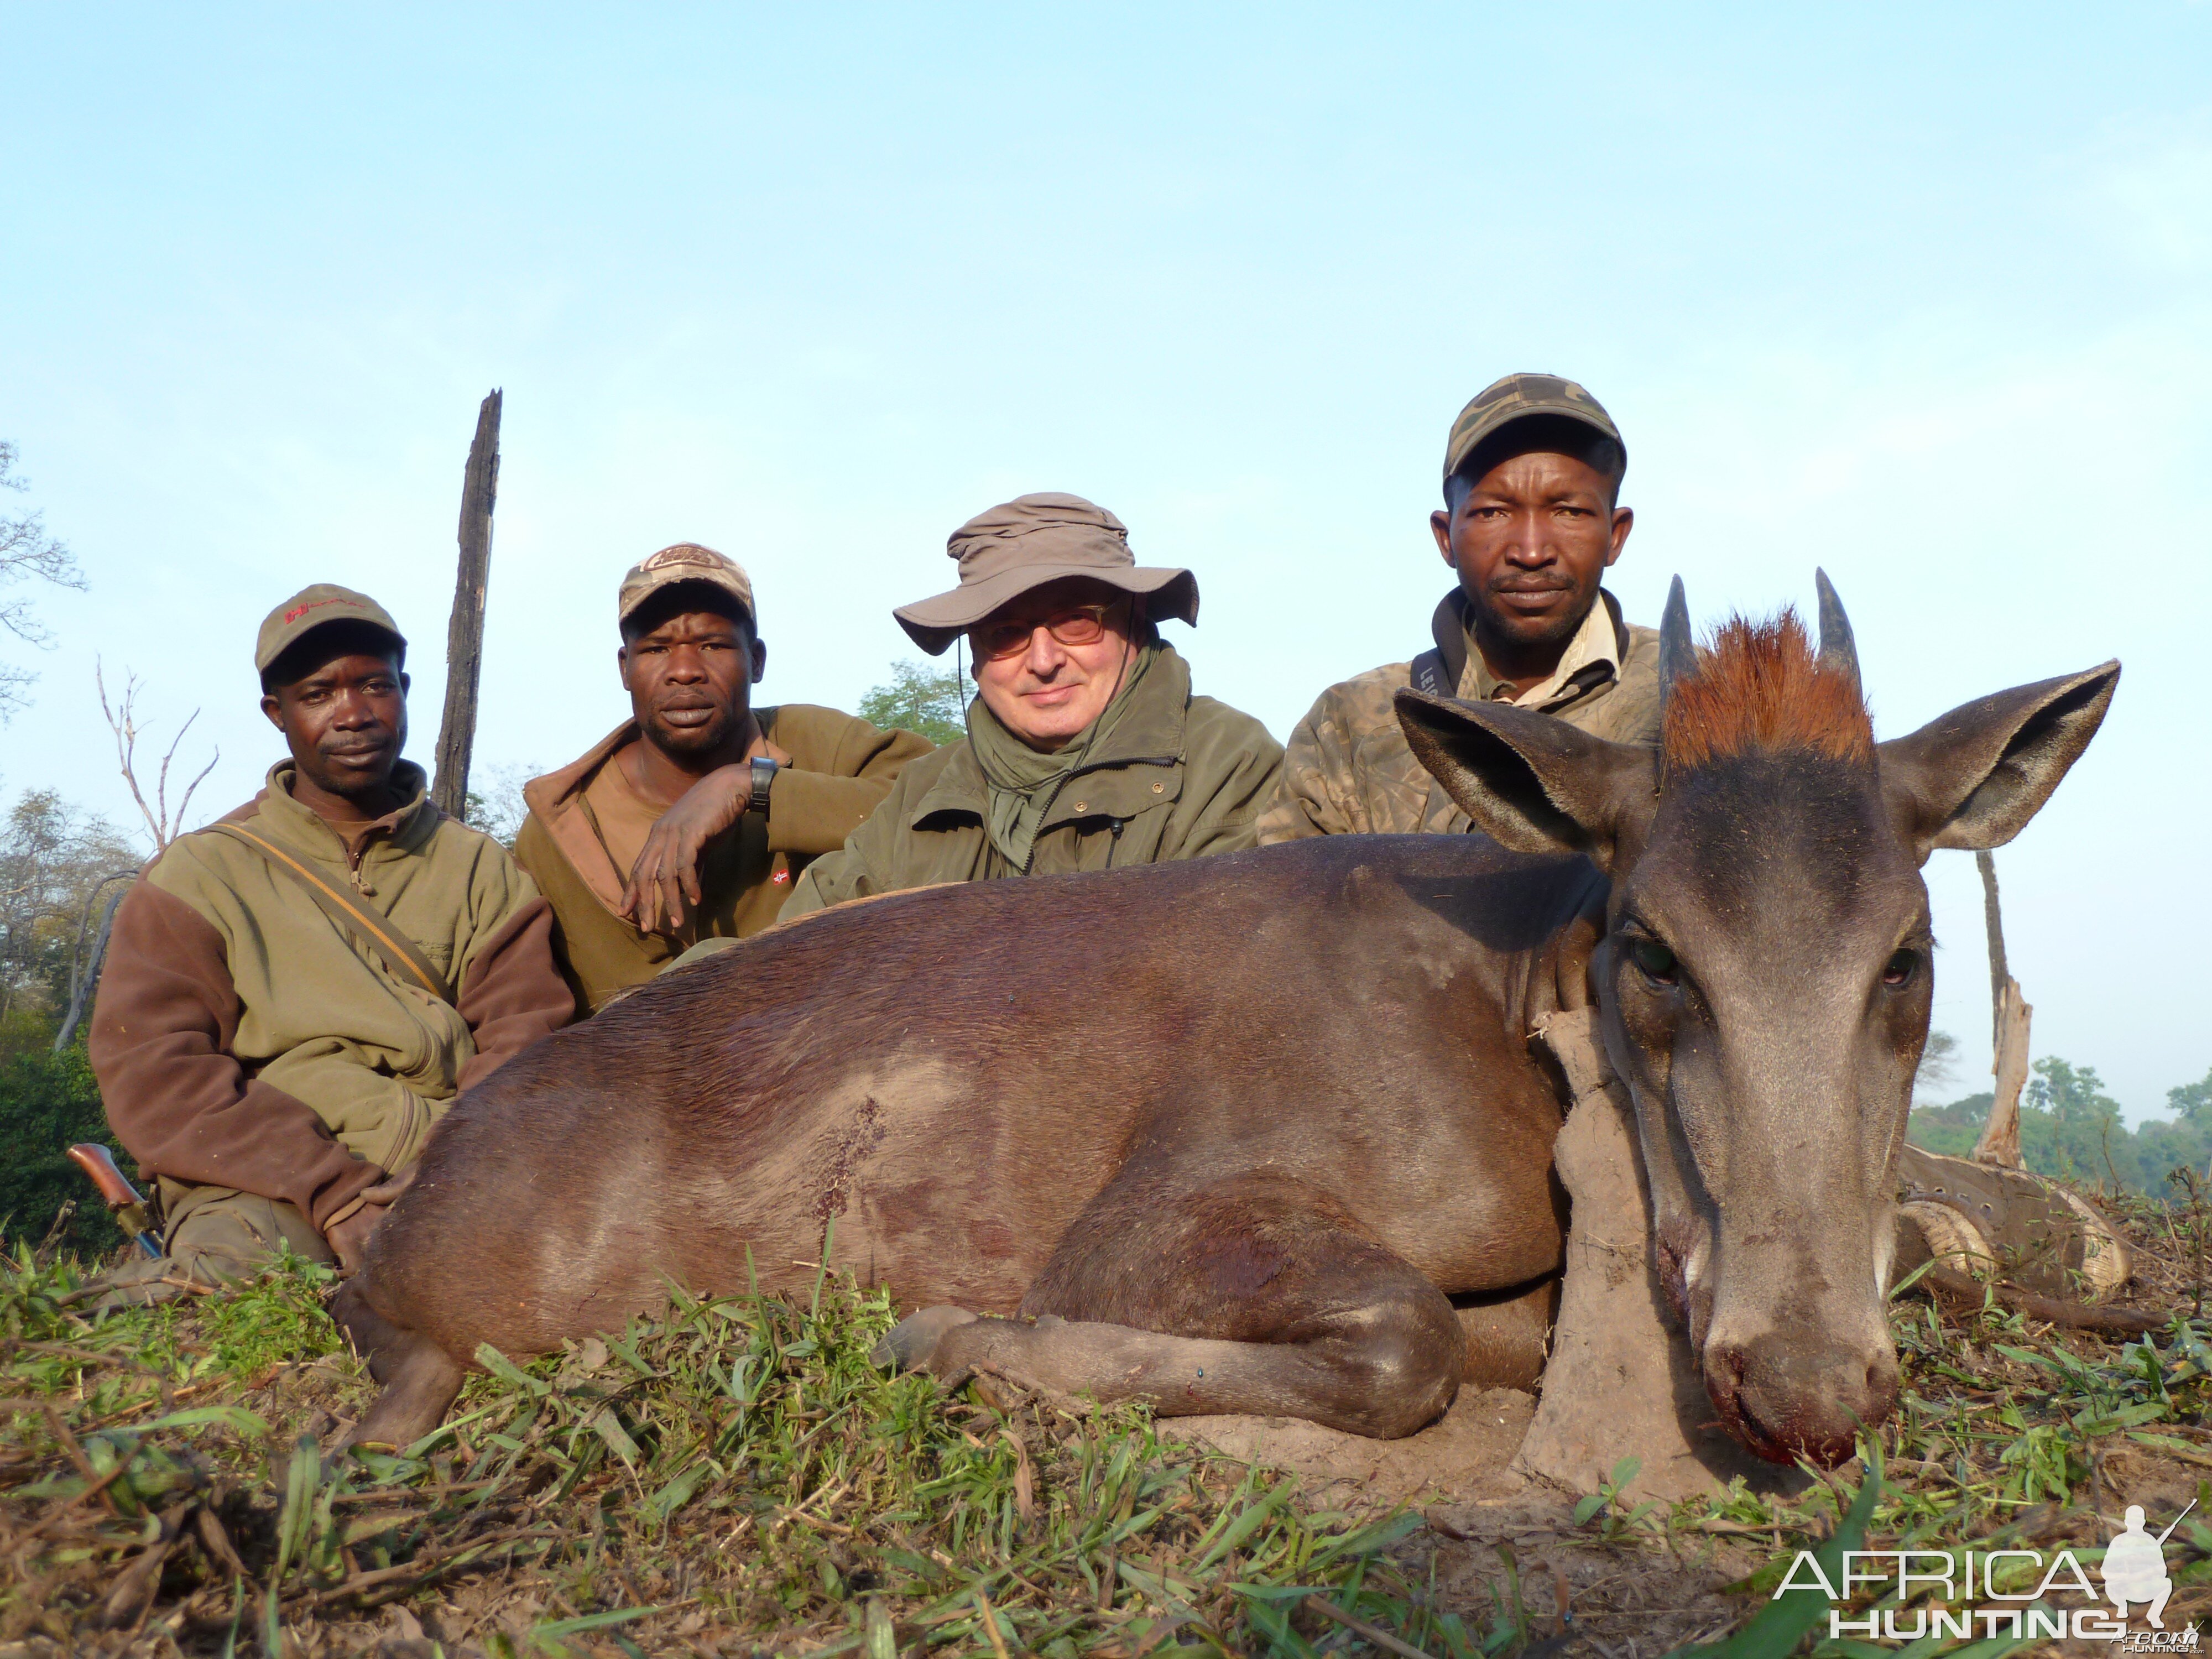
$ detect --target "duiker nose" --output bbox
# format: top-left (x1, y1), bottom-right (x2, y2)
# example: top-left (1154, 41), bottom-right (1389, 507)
top-left (1704, 1332), bottom-right (1898, 1470)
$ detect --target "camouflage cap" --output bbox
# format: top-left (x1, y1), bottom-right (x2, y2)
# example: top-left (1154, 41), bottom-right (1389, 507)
top-left (254, 583), bottom-right (406, 674)
top-left (1443, 373), bottom-right (1625, 485)
top-left (617, 543), bottom-right (756, 628)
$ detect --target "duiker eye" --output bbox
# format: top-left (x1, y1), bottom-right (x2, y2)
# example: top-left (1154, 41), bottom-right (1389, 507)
top-left (1629, 938), bottom-right (1677, 984)
top-left (1882, 949), bottom-right (1920, 988)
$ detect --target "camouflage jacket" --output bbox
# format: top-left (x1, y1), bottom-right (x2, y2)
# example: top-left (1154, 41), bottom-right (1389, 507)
top-left (1257, 588), bottom-right (1661, 843)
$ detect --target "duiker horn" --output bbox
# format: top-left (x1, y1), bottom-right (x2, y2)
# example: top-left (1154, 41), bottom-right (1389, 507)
top-left (1657, 575), bottom-right (1695, 706)
top-left (1814, 568), bottom-right (1861, 691)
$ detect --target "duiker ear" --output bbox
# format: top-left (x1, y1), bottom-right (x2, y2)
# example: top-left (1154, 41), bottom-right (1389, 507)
top-left (1879, 662), bottom-right (2120, 859)
top-left (1395, 688), bottom-right (1656, 871)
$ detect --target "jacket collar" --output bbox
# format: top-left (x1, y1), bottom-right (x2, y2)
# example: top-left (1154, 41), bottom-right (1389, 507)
top-left (253, 759), bottom-right (438, 861)
top-left (523, 721), bottom-right (643, 912)
top-left (1430, 587), bottom-right (1630, 711)
top-left (907, 645), bottom-right (1195, 830)
top-left (520, 710), bottom-right (792, 914)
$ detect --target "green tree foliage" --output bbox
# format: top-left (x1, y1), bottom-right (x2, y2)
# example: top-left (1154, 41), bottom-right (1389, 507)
top-left (858, 659), bottom-right (967, 747)
top-left (0, 786), bottom-right (143, 1254)
top-left (2170, 1064), bottom-right (2212, 1123)
top-left (2023, 1056), bottom-right (2128, 1186)
top-left (1, 787), bottom-right (140, 1023)
top-left (1905, 1091), bottom-right (1990, 1159)
top-left (0, 1021), bottom-right (122, 1254)
top-left (1909, 1056), bottom-right (2212, 1195)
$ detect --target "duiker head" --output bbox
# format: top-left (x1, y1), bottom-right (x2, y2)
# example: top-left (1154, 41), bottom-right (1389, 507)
top-left (1397, 573), bottom-right (2117, 1467)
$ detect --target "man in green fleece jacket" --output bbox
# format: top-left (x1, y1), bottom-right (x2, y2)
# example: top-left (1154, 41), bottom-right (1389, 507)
top-left (90, 586), bottom-right (571, 1290)
top-left (781, 493), bottom-right (1282, 915)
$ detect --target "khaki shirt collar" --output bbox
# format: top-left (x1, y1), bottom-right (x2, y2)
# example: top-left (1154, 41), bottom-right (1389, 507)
top-left (1452, 590), bottom-right (1626, 710)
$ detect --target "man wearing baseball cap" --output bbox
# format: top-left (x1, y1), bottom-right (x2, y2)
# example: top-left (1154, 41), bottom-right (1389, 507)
top-left (781, 493), bottom-right (1281, 915)
top-left (88, 585), bottom-right (571, 1293)
top-left (1258, 374), bottom-right (1663, 843)
top-left (512, 544), bottom-right (932, 1014)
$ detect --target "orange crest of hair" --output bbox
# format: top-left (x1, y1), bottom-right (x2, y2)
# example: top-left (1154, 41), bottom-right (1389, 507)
top-left (1661, 609), bottom-right (1874, 771)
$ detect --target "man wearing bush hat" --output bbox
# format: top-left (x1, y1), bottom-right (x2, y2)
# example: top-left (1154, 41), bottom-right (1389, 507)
top-left (1259, 373), bottom-right (1663, 843)
top-left (782, 492), bottom-right (1281, 915)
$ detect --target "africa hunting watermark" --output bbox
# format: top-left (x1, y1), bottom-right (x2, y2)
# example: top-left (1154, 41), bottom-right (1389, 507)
top-left (1774, 1501), bottom-right (2199, 1646)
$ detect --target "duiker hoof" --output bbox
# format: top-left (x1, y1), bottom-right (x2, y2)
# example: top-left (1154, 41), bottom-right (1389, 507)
top-left (873, 1306), bottom-right (981, 1373)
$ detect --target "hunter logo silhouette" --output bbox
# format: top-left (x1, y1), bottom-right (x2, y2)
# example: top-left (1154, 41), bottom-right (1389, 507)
top-left (2105, 1500), bottom-right (2192, 1627)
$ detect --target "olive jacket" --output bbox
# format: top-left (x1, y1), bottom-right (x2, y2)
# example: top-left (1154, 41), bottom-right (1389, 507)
top-left (781, 648), bottom-right (1282, 917)
top-left (515, 704), bottom-right (931, 1014)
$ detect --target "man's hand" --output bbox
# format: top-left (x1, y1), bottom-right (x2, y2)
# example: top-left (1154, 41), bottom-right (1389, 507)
top-left (620, 763), bottom-right (747, 935)
top-left (325, 1166), bottom-right (416, 1275)
top-left (619, 739), bottom-right (790, 936)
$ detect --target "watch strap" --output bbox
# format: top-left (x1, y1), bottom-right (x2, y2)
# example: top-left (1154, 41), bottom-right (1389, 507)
top-left (748, 755), bottom-right (779, 816)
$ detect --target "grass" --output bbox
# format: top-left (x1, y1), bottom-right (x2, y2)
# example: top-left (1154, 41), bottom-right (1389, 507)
top-left (2, 1185), bottom-right (2208, 1656)
top-left (0, 1250), bottom-right (1507, 1657)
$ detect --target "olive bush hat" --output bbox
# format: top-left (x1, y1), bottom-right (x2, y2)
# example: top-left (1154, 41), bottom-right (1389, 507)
top-left (894, 492), bottom-right (1199, 656)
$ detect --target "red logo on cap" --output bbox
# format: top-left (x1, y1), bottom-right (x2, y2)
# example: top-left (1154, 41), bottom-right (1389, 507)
top-left (284, 596), bottom-right (363, 625)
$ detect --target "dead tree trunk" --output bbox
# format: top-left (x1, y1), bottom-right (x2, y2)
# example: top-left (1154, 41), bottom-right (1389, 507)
top-left (431, 390), bottom-right (503, 822)
top-left (1971, 849), bottom-right (2033, 1168)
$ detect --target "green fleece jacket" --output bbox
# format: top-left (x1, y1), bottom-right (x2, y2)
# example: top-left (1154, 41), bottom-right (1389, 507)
top-left (89, 761), bottom-right (570, 1230)
top-left (781, 648), bottom-right (1282, 917)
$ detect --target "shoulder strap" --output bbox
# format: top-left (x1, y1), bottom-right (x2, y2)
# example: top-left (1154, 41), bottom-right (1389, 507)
top-left (1410, 647), bottom-right (1453, 698)
top-left (204, 822), bottom-right (458, 1005)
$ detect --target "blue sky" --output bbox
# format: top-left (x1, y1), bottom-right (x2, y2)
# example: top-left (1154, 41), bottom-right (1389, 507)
top-left (3, 6), bottom-right (2208, 1119)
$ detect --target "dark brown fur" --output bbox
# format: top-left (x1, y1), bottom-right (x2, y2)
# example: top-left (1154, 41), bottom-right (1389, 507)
top-left (341, 834), bottom-right (1594, 1447)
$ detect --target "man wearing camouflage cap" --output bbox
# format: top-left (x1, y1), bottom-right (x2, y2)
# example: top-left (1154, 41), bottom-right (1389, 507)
top-left (90, 585), bottom-right (571, 1292)
top-left (513, 544), bottom-right (932, 1014)
top-left (1258, 374), bottom-right (1663, 844)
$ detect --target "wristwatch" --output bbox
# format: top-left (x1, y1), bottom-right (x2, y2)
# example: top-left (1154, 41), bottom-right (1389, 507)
top-left (748, 755), bottom-right (779, 817)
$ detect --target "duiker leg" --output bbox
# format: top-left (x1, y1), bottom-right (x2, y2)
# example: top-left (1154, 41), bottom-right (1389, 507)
top-left (879, 1172), bottom-right (1464, 1438)
top-left (1454, 1276), bottom-right (1559, 1390)
top-left (331, 1280), bottom-right (465, 1451)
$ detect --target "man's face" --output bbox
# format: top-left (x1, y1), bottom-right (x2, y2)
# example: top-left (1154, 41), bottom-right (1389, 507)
top-left (1431, 448), bottom-right (1632, 651)
top-left (969, 577), bottom-right (1140, 752)
top-left (261, 651), bottom-right (409, 801)
top-left (618, 607), bottom-right (764, 759)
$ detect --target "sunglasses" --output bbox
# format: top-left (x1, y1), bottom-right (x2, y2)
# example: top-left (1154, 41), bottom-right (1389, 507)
top-left (968, 601), bottom-right (1124, 661)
